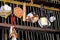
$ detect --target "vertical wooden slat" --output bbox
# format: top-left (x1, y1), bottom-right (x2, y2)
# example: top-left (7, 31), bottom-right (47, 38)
top-left (16, 0), bottom-right (19, 25)
top-left (33, 32), bottom-right (35, 40)
top-left (46, 33), bottom-right (49, 40)
top-left (56, 11), bottom-right (58, 30)
top-left (4, 1), bottom-right (7, 23)
top-left (4, 28), bottom-right (8, 40)
top-left (36, 7), bottom-right (39, 27)
top-left (46, 33), bottom-right (47, 40)
top-left (2, 29), bottom-right (4, 40)
top-left (17, 30), bottom-right (20, 40)
top-left (34, 7), bottom-right (36, 27)
top-left (56, 34), bottom-right (60, 40)
top-left (35, 7), bottom-right (38, 27)
top-left (38, 8), bottom-right (41, 27)
top-left (52, 33), bottom-right (54, 40)
top-left (48, 33), bottom-right (50, 40)
top-left (42, 33), bottom-right (45, 40)
top-left (7, 2), bottom-right (11, 24)
top-left (36, 32), bottom-right (38, 40)
top-left (31, 32), bottom-right (33, 40)
top-left (28, 31), bottom-right (30, 40)
top-left (45, 33), bottom-right (48, 40)
top-left (1, 1), bottom-right (4, 23)
top-left (40, 32), bottom-right (43, 40)
top-left (25, 31), bottom-right (27, 40)
top-left (57, 11), bottom-right (59, 30)
top-left (58, 11), bottom-right (60, 30)
top-left (26, 6), bottom-right (29, 26)
top-left (59, 12), bottom-right (60, 30)
top-left (54, 11), bottom-right (58, 30)
top-left (22, 31), bottom-right (24, 40)
top-left (31, 6), bottom-right (34, 27)
top-left (29, 6), bottom-right (32, 27)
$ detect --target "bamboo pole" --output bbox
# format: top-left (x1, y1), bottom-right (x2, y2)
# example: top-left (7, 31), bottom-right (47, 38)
top-left (0, 0), bottom-right (60, 11)
top-left (0, 23), bottom-right (60, 33)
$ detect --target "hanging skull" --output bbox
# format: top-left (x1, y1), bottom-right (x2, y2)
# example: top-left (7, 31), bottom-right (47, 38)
top-left (31, 12), bottom-right (39, 23)
top-left (49, 16), bottom-right (56, 22)
top-left (26, 12), bottom-right (33, 22)
top-left (26, 12), bottom-right (39, 23)
top-left (38, 17), bottom-right (51, 28)
top-left (4, 4), bottom-right (11, 12)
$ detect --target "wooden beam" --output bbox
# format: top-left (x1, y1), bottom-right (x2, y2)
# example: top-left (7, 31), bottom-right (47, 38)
top-left (0, 0), bottom-right (60, 11)
top-left (0, 23), bottom-right (60, 33)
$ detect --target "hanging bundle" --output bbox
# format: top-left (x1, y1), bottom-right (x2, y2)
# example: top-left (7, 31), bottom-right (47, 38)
top-left (38, 17), bottom-right (51, 28)
top-left (48, 11), bottom-right (56, 22)
top-left (38, 4), bottom-right (51, 28)
top-left (26, 0), bottom-right (39, 23)
top-left (49, 16), bottom-right (56, 22)
top-left (9, 26), bottom-right (18, 40)
top-left (14, 7), bottom-right (23, 18)
top-left (0, 4), bottom-right (12, 19)
top-left (14, 0), bottom-right (23, 19)
top-left (9, 14), bottom-right (18, 40)
top-left (26, 12), bottom-right (39, 23)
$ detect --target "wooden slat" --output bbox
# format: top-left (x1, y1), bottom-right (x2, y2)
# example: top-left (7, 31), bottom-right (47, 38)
top-left (0, 23), bottom-right (60, 33)
top-left (0, 0), bottom-right (60, 11)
